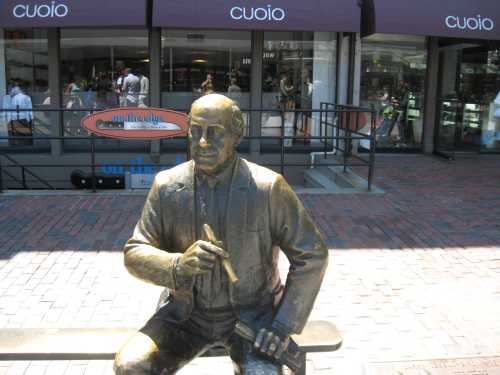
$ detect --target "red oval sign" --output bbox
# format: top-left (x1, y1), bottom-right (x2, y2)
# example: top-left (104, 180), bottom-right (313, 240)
top-left (81, 108), bottom-right (189, 140)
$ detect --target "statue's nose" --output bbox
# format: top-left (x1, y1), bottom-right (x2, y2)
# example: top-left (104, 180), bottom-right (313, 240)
top-left (199, 137), bottom-right (208, 148)
top-left (199, 128), bottom-right (209, 148)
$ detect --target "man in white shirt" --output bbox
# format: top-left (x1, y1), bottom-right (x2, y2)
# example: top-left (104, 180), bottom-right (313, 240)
top-left (122, 68), bottom-right (141, 107)
top-left (8, 84), bottom-right (33, 146)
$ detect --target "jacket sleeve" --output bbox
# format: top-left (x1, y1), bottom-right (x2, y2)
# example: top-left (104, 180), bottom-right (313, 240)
top-left (124, 175), bottom-right (182, 290)
top-left (269, 175), bottom-right (329, 334)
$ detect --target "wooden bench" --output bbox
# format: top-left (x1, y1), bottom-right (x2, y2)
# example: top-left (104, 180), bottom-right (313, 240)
top-left (0, 321), bottom-right (341, 374)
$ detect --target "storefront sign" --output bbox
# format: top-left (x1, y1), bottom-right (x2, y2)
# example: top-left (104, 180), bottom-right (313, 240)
top-left (229, 6), bottom-right (285, 22)
top-left (12, 3), bottom-right (69, 18)
top-left (444, 16), bottom-right (494, 32)
top-left (365, 0), bottom-right (500, 40)
top-left (81, 108), bottom-right (189, 140)
top-left (153, 0), bottom-right (360, 32)
top-left (0, 0), bottom-right (147, 27)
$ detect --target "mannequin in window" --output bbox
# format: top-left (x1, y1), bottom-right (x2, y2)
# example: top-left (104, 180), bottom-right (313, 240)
top-left (96, 72), bottom-right (112, 109)
top-left (201, 73), bottom-right (214, 95)
top-left (393, 80), bottom-right (411, 146)
top-left (301, 72), bottom-right (313, 144)
top-left (279, 74), bottom-right (295, 110)
top-left (8, 81), bottom-right (33, 146)
top-left (64, 75), bottom-right (83, 136)
top-left (139, 72), bottom-right (150, 108)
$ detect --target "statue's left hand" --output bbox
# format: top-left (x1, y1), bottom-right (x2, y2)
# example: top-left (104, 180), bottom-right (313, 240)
top-left (254, 327), bottom-right (290, 360)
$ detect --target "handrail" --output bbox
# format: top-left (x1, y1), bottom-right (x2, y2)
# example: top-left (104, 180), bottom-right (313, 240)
top-left (0, 152), bottom-right (55, 190)
top-left (0, 105), bottom-right (376, 191)
top-left (1, 106), bottom-right (374, 115)
top-left (1, 168), bottom-right (24, 189)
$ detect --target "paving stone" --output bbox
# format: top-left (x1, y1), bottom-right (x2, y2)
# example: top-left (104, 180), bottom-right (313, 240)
top-left (0, 155), bottom-right (499, 374)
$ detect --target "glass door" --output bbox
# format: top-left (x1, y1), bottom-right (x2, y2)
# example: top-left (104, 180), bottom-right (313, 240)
top-left (436, 40), bottom-right (500, 154)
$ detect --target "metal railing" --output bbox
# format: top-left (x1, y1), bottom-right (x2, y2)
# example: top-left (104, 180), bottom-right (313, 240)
top-left (0, 105), bottom-right (376, 192)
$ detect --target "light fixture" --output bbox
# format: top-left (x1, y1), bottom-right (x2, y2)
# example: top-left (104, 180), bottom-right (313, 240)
top-left (193, 59), bottom-right (207, 64)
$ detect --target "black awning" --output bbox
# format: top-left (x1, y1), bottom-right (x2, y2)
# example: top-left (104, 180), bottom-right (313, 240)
top-left (153, 0), bottom-right (361, 32)
top-left (0, 0), bottom-right (147, 28)
top-left (364, 0), bottom-right (500, 40)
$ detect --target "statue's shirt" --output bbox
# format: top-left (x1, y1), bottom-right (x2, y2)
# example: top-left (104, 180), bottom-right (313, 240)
top-left (193, 158), bottom-right (237, 310)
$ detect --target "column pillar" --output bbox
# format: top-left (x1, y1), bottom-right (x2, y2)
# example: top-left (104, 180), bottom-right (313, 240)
top-left (250, 31), bottom-right (264, 156)
top-left (48, 28), bottom-right (62, 156)
top-left (150, 28), bottom-right (162, 158)
top-left (423, 37), bottom-right (439, 154)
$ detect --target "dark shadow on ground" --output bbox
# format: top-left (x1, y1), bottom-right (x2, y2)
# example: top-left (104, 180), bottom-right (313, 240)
top-left (303, 154), bottom-right (500, 250)
top-left (0, 195), bottom-right (143, 259)
top-left (0, 154), bottom-right (499, 259)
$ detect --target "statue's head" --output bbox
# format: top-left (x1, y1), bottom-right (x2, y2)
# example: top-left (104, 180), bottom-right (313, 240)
top-left (188, 94), bottom-right (244, 175)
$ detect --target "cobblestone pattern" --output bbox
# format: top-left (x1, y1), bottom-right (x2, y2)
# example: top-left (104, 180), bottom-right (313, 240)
top-left (0, 155), bottom-right (499, 374)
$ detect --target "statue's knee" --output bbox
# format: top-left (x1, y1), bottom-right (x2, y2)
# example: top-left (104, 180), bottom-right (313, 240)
top-left (114, 331), bottom-right (158, 374)
top-left (113, 356), bottom-right (132, 375)
top-left (114, 352), bottom-right (150, 375)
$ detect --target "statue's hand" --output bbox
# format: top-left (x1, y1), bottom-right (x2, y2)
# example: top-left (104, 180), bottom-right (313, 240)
top-left (254, 327), bottom-right (290, 360)
top-left (176, 240), bottom-right (228, 278)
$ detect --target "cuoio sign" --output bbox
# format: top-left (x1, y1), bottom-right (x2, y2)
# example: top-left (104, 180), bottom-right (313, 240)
top-left (81, 108), bottom-right (189, 140)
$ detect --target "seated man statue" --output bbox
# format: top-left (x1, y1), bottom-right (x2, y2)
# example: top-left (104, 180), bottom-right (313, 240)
top-left (114, 94), bottom-right (328, 374)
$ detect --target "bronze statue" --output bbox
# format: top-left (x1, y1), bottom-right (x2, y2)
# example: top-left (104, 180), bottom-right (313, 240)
top-left (114, 94), bottom-right (328, 374)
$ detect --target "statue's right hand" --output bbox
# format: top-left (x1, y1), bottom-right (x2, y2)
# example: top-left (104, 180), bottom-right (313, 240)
top-left (176, 240), bottom-right (229, 278)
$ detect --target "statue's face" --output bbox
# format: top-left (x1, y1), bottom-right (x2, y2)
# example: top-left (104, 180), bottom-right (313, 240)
top-left (189, 97), bottom-right (238, 175)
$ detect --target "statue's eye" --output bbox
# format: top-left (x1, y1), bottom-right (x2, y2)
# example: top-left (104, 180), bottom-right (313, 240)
top-left (190, 126), bottom-right (202, 137)
top-left (207, 127), bottom-right (224, 138)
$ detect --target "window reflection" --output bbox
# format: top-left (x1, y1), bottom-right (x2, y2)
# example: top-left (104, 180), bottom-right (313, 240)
top-left (0, 28), bottom-right (50, 150)
top-left (262, 32), bottom-right (337, 148)
top-left (361, 34), bottom-right (427, 150)
top-left (437, 41), bottom-right (500, 153)
top-left (161, 29), bottom-right (252, 151)
top-left (60, 29), bottom-right (150, 151)
top-left (161, 30), bottom-right (251, 111)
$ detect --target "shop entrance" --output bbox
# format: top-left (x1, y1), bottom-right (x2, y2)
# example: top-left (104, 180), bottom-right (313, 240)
top-left (435, 39), bottom-right (500, 154)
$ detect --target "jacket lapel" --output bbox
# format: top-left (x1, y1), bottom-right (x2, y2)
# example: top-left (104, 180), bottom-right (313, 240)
top-left (225, 158), bottom-right (250, 259)
top-left (171, 161), bottom-right (196, 248)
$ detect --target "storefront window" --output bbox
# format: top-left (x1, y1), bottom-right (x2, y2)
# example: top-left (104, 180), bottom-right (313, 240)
top-left (60, 29), bottom-right (150, 151)
top-left (161, 30), bottom-right (251, 109)
top-left (0, 28), bottom-right (50, 149)
top-left (361, 34), bottom-right (427, 150)
top-left (436, 40), bottom-right (500, 153)
top-left (261, 32), bottom-right (336, 147)
top-left (160, 29), bottom-right (251, 151)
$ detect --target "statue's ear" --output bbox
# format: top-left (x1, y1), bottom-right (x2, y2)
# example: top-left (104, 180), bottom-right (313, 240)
top-left (232, 105), bottom-right (244, 147)
top-left (187, 114), bottom-right (192, 139)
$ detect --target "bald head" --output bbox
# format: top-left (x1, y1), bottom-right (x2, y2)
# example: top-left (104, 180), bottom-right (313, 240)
top-left (188, 94), bottom-right (244, 175)
top-left (190, 94), bottom-right (244, 140)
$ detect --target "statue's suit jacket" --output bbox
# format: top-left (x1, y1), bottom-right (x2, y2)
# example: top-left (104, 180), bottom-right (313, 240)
top-left (125, 157), bottom-right (328, 334)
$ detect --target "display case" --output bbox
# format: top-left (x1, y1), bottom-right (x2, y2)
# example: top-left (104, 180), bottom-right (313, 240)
top-left (438, 99), bottom-right (460, 148)
top-left (405, 92), bottom-right (423, 144)
top-left (462, 103), bottom-right (483, 145)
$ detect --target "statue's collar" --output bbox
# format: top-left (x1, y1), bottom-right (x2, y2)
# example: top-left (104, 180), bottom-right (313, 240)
top-left (195, 155), bottom-right (239, 189)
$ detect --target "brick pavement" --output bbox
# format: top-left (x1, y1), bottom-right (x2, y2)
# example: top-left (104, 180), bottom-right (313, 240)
top-left (0, 154), bottom-right (499, 374)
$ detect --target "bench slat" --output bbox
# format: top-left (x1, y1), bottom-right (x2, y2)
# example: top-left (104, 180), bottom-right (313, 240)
top-left (0, 321), bottom-right (342, 361)
top-left (0, 328), bottom-right (135, 360)
top-left (293, 321), bottom-right (342, 352)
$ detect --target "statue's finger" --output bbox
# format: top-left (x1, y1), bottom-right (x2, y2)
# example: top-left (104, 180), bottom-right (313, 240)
top-left (187, 257), bottom-right (212, 273)
top-left (195, 248), bottom-right (216, 262)
top-left (267, 336), bottom-right (280, 357)
top-left (273, 339), bottom-right (287, 360)
top-left (196, 259), bottom-right (215, 271)
top-left (254, 328), bottom-right (266, 350)
top-left (199, 241), bottom-right (229, 258)
top-left (260, 331), bottom-right (274, 354)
